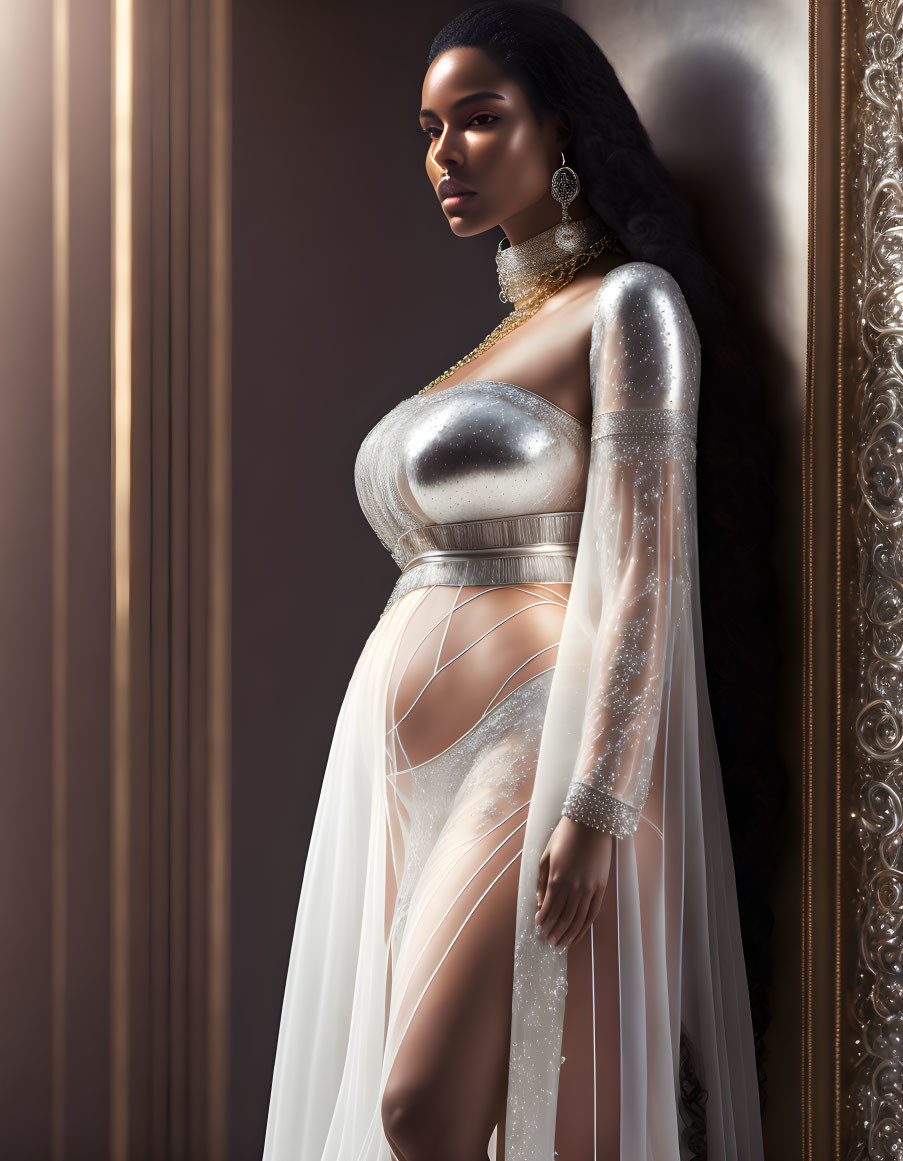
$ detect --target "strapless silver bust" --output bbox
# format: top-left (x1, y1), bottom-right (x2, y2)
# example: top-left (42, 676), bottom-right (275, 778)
top-left (401, 382), bottom-right (588, 524)
top-left (354, 380), bottom-right (590, 609)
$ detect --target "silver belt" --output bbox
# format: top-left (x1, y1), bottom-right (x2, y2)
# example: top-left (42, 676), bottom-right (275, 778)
top-left (381, 512), bottom-right (584, 615)
top-left (400, 538), bottom-right (579, 574)
top-left (392, 510), bottom-right (584, 573)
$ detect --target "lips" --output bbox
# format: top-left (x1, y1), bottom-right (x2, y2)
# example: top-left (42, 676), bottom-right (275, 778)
top-left (438, 175), bottom-right (476, 202)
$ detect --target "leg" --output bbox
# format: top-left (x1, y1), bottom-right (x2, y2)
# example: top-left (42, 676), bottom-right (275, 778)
top-left (381, 772), bottom-right (530, 1161)
top-left (553, 857), bottom-right (621, 1160)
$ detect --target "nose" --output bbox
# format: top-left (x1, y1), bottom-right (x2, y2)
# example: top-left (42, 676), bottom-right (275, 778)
top-left (431, 126), bottom-right (464, 173)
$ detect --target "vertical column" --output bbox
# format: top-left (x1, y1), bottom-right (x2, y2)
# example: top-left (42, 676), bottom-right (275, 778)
top-left (3, 0), bottom-right (230, 1156)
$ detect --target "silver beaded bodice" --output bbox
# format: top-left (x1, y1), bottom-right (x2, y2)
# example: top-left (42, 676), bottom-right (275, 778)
top-left (355, 262), bottom-right (701, 623)
top-left (353, 381), bottom-right (590, 609)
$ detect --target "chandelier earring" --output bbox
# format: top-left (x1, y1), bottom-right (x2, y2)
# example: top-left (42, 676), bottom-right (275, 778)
top-left (551, 151), bottom-right (582, 252)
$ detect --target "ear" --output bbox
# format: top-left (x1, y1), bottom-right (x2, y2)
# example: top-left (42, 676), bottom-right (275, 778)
top-left (552, 108), bottom-right (574, 155)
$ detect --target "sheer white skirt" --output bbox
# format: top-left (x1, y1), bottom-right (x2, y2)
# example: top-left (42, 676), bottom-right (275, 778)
top-left (261, 575), bottom-right (763, 1161)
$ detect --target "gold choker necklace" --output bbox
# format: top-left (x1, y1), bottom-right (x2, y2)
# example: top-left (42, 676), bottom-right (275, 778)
top-left (419, 212), bottom-right (626, 396)
top-left (496, 212), bottom-right (613, 305)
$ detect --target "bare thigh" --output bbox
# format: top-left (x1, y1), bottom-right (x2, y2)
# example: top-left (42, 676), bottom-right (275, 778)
top-left (381, 749), bottom-right (533, 1161)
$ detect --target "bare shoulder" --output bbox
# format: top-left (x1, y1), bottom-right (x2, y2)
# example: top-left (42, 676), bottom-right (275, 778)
top-left (573, 253), bottom-right (638, 295)
top-left (556, 254), bottom-right (642, 329)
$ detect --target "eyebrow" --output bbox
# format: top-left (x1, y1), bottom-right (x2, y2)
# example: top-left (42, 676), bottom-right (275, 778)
top-left (419, 91), bottom-right (506, 119)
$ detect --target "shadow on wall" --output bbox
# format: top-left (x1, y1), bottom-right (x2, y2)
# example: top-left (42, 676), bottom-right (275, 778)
top-left (649, 43), bottom-right (791, 387)
top-left (644, 37), bottom-right (800, 1148)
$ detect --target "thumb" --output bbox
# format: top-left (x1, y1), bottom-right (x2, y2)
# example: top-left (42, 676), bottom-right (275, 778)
top-left (536, 847), bottom-right (550, 911)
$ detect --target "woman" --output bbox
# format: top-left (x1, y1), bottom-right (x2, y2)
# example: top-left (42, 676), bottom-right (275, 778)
top-left (263, 4), bottom-right (766, 1160)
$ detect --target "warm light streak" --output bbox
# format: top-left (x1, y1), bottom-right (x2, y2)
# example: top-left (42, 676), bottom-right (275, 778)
top-left (110, 0), bottom-right (133, 1158)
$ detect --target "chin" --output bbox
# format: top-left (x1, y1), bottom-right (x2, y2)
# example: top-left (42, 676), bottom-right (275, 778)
top-left (444, 213), bottom-right (496, 239)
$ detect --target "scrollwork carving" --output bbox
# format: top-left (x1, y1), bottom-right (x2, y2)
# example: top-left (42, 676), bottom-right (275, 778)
top-left (850, 2), bottom-right (903, 1155)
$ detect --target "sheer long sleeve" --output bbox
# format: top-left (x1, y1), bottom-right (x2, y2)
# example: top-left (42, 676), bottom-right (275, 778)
top-left (559, 262), bottom-right (701, 838)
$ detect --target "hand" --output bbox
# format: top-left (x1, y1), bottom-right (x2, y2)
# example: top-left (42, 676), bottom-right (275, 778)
top-left (534, 814), bottom-right (614, 950)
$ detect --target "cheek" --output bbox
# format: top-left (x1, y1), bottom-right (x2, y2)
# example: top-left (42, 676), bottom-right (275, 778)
top-left (478, 125), bottom-right (551, 203)
top-left (434, 121), bottom-right (554, 233)
top-left (508, 124), bottom-right (553, 182)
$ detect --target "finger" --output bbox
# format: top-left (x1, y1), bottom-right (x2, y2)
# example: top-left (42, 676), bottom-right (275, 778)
top-left (571, 888), bottom-right (604, 947)
top-left (558, 891), bottom-right (593, 949)
top-left (546, 890), bottom-right (581, 946)
top-left (535, 858), bottom-right (552, 919)
top-left (536, 852), bottom-right (549, 909)
top-left (535, 874), bottom-right (565, 931)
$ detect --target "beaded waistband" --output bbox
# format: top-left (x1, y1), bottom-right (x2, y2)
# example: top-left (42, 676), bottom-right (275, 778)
top-left (383, 511), bottom-right (583, 614)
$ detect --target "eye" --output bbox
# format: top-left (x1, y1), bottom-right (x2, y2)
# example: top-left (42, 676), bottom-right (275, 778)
top-left (419, 113), bottom-right (498, 140)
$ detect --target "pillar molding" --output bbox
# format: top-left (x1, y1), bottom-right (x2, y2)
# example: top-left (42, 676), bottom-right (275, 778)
top-left (106, 0), bottom-right (231, 1157)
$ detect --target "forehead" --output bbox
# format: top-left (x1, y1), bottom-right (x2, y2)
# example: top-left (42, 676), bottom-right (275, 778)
top-left (421, 45), bottom-right (520, 108)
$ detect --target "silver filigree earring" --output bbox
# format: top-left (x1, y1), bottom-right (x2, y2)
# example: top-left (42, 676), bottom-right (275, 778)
top-left (551, 151), bottom-right (581, 252)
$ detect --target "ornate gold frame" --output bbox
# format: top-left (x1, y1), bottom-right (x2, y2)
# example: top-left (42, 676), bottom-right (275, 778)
top-left (804, 0), bottom-right (903, 1155)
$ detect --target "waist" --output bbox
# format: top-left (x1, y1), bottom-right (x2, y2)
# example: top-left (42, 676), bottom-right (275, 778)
top-left (384, 511), bottom-right (582, 614)
top-left (393, 510), bottom-right (583, 571)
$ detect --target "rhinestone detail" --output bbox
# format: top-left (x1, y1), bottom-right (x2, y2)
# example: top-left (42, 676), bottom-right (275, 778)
top-left (560, 780), bottom-right (642, 838)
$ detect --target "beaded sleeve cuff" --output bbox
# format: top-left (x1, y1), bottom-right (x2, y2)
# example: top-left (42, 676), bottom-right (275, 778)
top-left (560, 780), bottom-right (641, 838)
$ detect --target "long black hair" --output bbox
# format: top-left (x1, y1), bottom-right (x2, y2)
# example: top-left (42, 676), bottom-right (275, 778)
top-left (429, 0), bottom-right (786, 1114)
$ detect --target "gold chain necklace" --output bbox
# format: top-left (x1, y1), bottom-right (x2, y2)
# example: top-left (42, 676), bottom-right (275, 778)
top-left (418, 227), bottom-right (626, 396)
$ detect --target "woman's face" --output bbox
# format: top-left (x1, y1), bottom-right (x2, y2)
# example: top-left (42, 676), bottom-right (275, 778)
top-left (419, 46), bottom-right (567, 239)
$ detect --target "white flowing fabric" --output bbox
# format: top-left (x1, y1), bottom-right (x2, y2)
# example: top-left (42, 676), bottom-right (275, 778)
top-left (261, 262), bottom-right (764, 1161)
top-left (261, 592), bottom-right (406, 1161)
